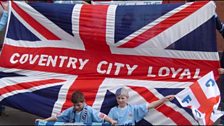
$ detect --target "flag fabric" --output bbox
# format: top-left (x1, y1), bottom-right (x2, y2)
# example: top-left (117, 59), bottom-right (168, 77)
top-left (0, 1), bottom-right (220, 125)
top-left (175, 71), bottom-right (223, 125)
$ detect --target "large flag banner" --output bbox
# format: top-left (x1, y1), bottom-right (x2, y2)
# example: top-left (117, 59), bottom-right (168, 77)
top-left (175, 71), bottom-right (223, 125)
top-left (0, 1), bottom-right (220, 125)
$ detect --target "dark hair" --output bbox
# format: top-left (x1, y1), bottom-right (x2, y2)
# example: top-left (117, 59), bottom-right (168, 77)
top-left (71, 91), bottom-right (85, 104)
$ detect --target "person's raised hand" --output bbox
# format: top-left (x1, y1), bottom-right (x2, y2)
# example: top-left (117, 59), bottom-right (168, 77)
top-left (35, 119), bottom-right (43, 122)
top-left (111, 120), bottom-right (117, 126)
top-left (218, 68), bottom-right (224, 75)
top-left (164, 95), bottom-right (175, 102)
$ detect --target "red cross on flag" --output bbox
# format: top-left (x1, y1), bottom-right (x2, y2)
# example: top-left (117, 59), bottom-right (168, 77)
top-left (175, 71), bottom-right (224, 125)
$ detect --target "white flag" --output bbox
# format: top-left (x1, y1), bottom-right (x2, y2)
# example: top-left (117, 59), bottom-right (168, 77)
top-left (175, 71), bottom-right (224, 125)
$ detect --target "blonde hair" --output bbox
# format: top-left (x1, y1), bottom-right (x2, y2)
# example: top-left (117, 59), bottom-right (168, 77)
top-left (115, 87), bottom-right (129, 97)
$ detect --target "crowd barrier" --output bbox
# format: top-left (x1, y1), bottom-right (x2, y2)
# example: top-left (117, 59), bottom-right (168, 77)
top-left (35, 121), bottom-right (112, 126)
top-left (91, 0), bottom-right (162, 5)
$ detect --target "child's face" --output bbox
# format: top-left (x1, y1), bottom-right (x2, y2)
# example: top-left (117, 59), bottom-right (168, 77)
top-left (116, 95), bottom-right (128, 107)
top-left (73, 102), bottom-right (84, 112)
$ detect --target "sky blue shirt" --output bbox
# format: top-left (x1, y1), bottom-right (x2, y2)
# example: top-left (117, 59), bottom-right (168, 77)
top-left (0, 11), bottom-right (8, 31)
top-left (108, 104), bottom-right (148, 125)
top-left (56, 104), bottom-right (105, 123)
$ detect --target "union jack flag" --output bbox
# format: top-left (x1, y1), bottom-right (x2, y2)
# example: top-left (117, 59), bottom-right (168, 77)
top-left (0, 1), bottom-right (220, 125)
